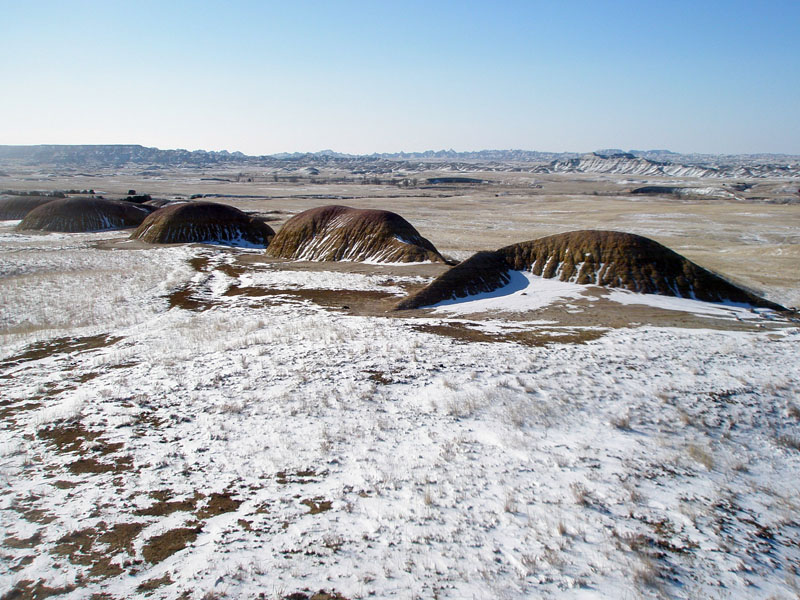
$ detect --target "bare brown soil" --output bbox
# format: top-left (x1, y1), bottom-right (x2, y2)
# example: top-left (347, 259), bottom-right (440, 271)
top-left (47, 523), bottom-right (144, 581)
top-left (411, 322), bottom-right (607, 347)
top-left (1, 579), bottom-right (77, 599)
top-left (3, 533), bottom-right (42, 549)
top-left (68, 455), bottom-right (132, 475)
top-left (98, 523), bottom-right (146, 554)
top-left (0, 334), bottom-right (122, 370)
top-left (283, 591), bottom-right (350, 600)
top-left (196, 493), bottom-right (242, 519)
top-left (167, 285), bottom-right (220, 311)
top-left (301, 498), bottom-right (333, 514)
top-left (223, 284), bottom-right (401, 313)
top-left (136, 574), bottom-right (173, 593)
top-left (276, 469), bottom-right (322, 485)
top-left (134, 491), bottom-right (204, 517)
top-left (0, 399), bottom-right (43, 422)
top-left (36, 423), bottom-right (132, 475)
top-left (38, 424), bottom-right (102, 453)
top-left (141, 526), bottom-right (203, 564)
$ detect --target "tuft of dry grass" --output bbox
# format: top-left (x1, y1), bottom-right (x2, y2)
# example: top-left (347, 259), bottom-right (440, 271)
top-left (609, 412), bottom-right (631, 430)
top-left (570, 483), bottom-right (592, 507)
top-left (504, 491), bottom-right (519, 514)
top-left (687, 443), bottom-right (715, 470)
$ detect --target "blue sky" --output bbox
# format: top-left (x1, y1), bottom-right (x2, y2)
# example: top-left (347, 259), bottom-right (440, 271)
top-left (2, 0), bottom-right (799, 154)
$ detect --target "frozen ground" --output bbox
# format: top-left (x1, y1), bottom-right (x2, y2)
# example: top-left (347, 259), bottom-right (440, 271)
top-left (1, 224), bottom-right (799, 600)
top-left (430, 272), bottom-right (782, 323)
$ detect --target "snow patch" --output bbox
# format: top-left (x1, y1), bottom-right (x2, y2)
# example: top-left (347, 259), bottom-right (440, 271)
top-left (429, 270), bottom-right (781, 320)
top-left (431, 271), bottom-right (593, 314)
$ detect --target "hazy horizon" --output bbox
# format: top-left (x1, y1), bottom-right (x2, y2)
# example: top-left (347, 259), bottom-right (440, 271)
top-left (2, 0), bottom-right (799, 155)
top-left (3, 142), bottom-right (800, 159)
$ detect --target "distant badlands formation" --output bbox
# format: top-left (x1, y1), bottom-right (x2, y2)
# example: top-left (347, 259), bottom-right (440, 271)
top-left (0, 191), bottom-right (787, 311)
top-left (1, 144), bottom-right (800, 178)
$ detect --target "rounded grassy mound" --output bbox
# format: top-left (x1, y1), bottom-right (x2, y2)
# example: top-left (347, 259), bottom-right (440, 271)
top-left (397, 230), bottom-right (784, 310)
top-left (266, 205), bottom-right (447, 263)
top-left (17, 197), bottom-right (153, 232)
top-left (130, 201), bottom-right (275, 247)
top-left (0, 195), bottom-right (68, 220)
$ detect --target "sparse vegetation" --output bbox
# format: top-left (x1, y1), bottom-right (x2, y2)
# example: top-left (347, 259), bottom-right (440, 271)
top-left (1, 163), bottom-right (798, 600)
top-left (687, 443), bottom-right (715, 470)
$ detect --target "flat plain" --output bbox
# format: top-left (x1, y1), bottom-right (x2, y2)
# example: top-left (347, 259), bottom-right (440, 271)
top-left (1, 162), bottom-right (799, 599)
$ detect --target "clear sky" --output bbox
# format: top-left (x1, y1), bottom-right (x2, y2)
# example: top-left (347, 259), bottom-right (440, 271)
top-left (2, 0), bottom-right (799, 155)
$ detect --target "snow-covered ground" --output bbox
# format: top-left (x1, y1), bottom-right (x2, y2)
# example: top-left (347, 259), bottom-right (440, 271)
top-left (431, 272), bottom-right (781, 322)
top-left (1, 224), bottom-right (799, 599)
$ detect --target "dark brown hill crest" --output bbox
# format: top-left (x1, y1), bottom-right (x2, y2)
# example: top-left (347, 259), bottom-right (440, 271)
top-left (397, 230), bottom-right (783, 310)
top-left (266, 205), bottom-right (447, 263)
top-left (130, 201), bottom-right (275, 247)
top-left (0, 195), bottom-right (58, 220)
top-left (17, 197), bottom-right (152, 232)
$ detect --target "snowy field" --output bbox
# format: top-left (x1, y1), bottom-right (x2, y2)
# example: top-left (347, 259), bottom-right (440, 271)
top-left (1, 222), bottom-right (800, 600)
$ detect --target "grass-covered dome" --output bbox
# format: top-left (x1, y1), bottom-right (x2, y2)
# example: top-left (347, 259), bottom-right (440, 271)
top-left (0, 195), bottom-right (62, 220)
top-left (130, 201), bottom-right (275, 247)
top-left (266, 205), bottom-right (447, 263)
top-left (16, 197), bottom-right (152, 232)
top-left (397, 230), bottom-right (784, 310)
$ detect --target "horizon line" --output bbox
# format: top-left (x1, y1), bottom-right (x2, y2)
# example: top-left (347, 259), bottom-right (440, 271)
top-left (2, 143), bottom-right (800, 159)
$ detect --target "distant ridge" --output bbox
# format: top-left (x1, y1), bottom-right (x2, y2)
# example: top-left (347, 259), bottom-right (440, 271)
top-left (0, 144), bottom-right (574, 165)
top-left (537, 152), bottom-right (800, 179)
top-left (0, 145), bottom-right (250, 167)
top-left (1, 145), bottom-right (798, 177)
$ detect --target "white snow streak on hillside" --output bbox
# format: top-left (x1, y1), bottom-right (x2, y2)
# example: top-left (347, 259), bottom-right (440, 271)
top-left (1, 234), bottom-right (799, 600)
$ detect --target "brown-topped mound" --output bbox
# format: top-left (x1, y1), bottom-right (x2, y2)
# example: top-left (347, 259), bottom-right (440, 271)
top-left (0, 195), bottom-right (66, 220)
top-left (266, 205), bottom-right (447, 263)
top-left (397, 230), bottom-right (784, 310)
top-left (130, 201), bottom-right (275, 247)
top-left (16, 197), bottom-right (153, 232)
